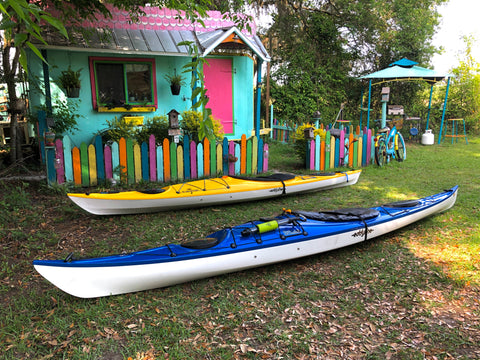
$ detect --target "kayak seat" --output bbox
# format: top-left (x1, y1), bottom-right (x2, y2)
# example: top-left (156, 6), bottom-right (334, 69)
top-left (294, 208), bottom-right (380, 222)
top-left (181, 229), bottom-right (229, 249)
top-left (138, 189), bottom-right (166, 194)
top-left (382, 200), bottom-right (420, 208)
top-left (181, 237), bottom-right (220, 249)
top-left (230, 173), bottom-right (296, 182)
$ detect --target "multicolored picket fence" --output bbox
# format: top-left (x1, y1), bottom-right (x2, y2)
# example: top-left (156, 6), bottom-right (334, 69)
top-left (271, 119), bottom-right (296, 143)
top-left (305, 126), bottom-right (375, 170)
top-left (45, 134), bottom-right (269, 186)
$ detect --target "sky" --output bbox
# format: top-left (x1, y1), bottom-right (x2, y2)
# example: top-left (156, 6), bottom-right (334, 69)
top-left (431, 0), bottom-right (480, 73)
top-left (254, 0), bottom-right (479, 74)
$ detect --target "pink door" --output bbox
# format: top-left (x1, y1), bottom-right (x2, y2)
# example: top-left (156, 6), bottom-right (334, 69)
top-left (204, 58), bottom-right (233, 135)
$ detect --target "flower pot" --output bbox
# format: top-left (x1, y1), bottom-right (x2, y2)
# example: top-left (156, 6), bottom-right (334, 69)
top-left (170, 84), bottom-right (181, 96)
top-left (67, 87), bottom-right (80, 98)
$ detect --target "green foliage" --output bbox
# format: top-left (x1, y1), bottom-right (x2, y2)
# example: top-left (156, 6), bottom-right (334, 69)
top-left (178, 40), bottom-right (216, 141)
top-left (444, 36), bottom-right (480, 134)
top-left (57, 66), bottom-right (82, 90)
top-left (135, 115), bottom-right (170, 144)
top-left (164, 72), bottom-right (185, 86)
top-left (293, 124), bottom-right (326, 161)
top-left (34, 99), bottom-right (81, 136)
top-left (265, 0), bottom-right (447, 126)
top-left (101, 116), bottom-right (138, 144)
top-left (180, 110), bottom-right (224, 142)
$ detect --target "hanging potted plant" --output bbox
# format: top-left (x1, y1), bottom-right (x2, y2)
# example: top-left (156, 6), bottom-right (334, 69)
top-left (164, 72), bottom-right (185, 96)
top-left (58, 66), bottom-right (82, 98)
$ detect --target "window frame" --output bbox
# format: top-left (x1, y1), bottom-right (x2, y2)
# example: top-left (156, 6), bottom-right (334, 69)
top-left (89, 56), bottom-right (157, 112)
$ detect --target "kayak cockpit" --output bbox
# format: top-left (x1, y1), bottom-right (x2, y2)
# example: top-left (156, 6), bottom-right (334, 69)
top-left (294, 208), bottom-right (380, 222)
top-left (180, 229), bottom-right (229, 249)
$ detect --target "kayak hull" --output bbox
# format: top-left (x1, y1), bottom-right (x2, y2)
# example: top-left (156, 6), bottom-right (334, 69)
top-left (34, 186), bottom-right (458, 298)
top-left (67, 170), bottom-right (361, 215)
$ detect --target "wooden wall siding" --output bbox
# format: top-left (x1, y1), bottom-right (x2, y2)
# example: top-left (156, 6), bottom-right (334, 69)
top-left (48, 135), bottom-right (269, 186)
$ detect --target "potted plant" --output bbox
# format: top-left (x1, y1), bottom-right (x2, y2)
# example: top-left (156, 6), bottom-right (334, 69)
top-left (164, 72), bottom-right (185, 95)
top-left (58, 66), bottom-right (82, 98)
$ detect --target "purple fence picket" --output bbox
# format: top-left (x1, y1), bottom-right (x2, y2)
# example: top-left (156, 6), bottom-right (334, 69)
top-left (309, 139), bottom-right (315, 170)
top-left (263, 143), bottom-right (268, 172)
top-left (228, 141), bottom-right (235, 175)
top-left (366, 129), bottom-right (372, 165)
top-left (104, 145), bottom-right (113, 180)
top-left (149, 134), bottom-right (157, 182)
top-left (190, 141), bottom-right (197, 179)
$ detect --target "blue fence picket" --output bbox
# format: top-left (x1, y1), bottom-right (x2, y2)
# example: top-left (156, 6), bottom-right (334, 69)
top-left (141, 142), bottom-right (149, 181)
top-left (94, 135), bottom-right (105, 182)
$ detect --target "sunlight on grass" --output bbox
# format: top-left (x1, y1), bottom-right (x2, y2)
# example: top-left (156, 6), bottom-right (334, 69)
top-left (406, 224), bottom-right (480, 287)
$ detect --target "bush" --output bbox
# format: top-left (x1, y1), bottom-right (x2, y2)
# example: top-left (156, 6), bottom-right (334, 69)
top-left (99, 116), bottom-right (138, 145)
top-left (181, 110), bottom-right (224, 142)
top-left (293, 124), bottom-right (326, 161)
top-left (135, 115), bottom-right (169, 144)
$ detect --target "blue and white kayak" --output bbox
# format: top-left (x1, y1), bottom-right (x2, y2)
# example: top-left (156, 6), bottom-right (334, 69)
top-left (33, 186), bottom-right (458, 298)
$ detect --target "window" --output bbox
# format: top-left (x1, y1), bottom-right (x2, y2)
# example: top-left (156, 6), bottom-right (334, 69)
top-left (89, 57), bottom-right (157, 111)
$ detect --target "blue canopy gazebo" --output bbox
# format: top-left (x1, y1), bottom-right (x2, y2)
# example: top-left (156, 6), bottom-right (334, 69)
top-left (358, 58), bottom-right (452, 143)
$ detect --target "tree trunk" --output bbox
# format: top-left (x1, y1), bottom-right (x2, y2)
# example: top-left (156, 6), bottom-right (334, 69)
top-left (3, 42), bottom-right (23, 163)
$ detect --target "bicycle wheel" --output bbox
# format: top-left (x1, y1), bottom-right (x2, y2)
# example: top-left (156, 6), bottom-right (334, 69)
top-left (375, 137), bottom-right (387, 166)
top-left (395, 133), bottom-right (406, 161)
top-left (341, 137), bottom-right (349, 167)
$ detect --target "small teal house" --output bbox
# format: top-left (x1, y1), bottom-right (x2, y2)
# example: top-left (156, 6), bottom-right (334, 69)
top-left (28, 5), bottom-right (270, 146)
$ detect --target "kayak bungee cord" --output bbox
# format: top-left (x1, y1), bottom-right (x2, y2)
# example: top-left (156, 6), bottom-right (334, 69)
top-left (172, 177), bottom-right (231, 194)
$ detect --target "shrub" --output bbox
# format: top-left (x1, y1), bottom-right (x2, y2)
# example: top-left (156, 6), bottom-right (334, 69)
top-left (135, 115), bottom-right (169, 144)
top-left (181, 110), bottom-right (224, 142)
top-left (293, 124), bottom-right (326, 161)
top-left (100, 116), bottom-right (137, 144)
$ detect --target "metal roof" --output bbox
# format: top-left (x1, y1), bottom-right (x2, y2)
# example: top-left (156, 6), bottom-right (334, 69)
top-left (40, 26), bottom-right (270, 62)
top-left (359, 58), bottom-right (451, 84)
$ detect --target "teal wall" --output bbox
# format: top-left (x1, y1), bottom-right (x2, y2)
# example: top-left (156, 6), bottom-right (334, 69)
top-left (28, 49), bottom-right (255, 146)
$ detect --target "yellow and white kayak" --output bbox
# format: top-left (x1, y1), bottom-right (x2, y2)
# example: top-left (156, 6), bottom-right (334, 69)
top-left (67, 170), bottom-right (362, 215)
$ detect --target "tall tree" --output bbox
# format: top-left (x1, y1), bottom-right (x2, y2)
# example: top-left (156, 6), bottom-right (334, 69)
top-left (1, 0), bottom-right (67, 163)
top-left (445, 35), bottom-right (480, 133)
top-left (259, 0), bottom-right (447, 125)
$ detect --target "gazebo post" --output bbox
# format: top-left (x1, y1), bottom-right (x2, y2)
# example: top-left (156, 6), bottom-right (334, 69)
top-left (437, 76), bottom-right (451, 144)
top-left (425, 84), bottom-right (434, 130)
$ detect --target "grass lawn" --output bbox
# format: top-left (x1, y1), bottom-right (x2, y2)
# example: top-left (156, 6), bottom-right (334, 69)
top-left (1, 136), bottom-right (479, 359)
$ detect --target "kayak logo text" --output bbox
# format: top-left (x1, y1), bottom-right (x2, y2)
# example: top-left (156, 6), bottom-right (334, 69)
top-left (352, 228), bottom-right (374, 238)
top-left (269, 188), bottom-right (284, 193)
